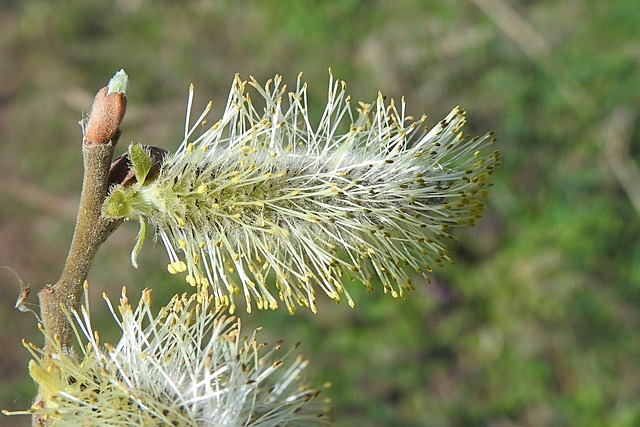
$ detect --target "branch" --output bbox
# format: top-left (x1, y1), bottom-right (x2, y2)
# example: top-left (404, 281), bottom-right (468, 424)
top-left (33, 71), bottom-right (129, 426)
top-left (602, 108), bottom-right (640, 216)
top-left (468, 0), bottom-right (597, 117)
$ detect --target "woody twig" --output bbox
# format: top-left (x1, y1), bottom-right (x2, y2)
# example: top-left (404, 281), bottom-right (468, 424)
top-left (33, 70), bottom-right (129, 426)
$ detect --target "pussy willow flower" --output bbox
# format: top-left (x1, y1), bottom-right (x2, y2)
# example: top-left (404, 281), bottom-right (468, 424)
top-left (6, 285), bottom-right (329, 426)
top-left (103, 72), bottom-right (500, 314)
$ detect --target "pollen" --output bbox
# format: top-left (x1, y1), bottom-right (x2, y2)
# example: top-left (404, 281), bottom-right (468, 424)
top-left (167, 261), bottom-right (187, 274)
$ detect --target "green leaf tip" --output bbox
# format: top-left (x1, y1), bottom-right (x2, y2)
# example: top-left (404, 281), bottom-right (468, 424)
top-left (107, 69), bottom-right (129, 97)
top-left (129, 144), bottom-right (152, 185)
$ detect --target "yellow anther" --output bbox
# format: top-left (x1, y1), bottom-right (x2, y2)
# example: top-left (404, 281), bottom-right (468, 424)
top-left (169, 261), bottom-right (187, 273)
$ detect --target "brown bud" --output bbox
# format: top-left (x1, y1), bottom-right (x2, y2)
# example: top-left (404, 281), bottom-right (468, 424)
top-left (83, 87), bottom-right (127, 145)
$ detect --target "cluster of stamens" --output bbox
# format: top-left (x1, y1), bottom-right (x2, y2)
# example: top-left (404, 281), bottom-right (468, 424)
top-left (103, 71), bottom-right (500, 313)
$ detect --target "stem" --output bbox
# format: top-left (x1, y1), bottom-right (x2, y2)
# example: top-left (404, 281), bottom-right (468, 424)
top-left (39, 139), bottom-right (121, 355)
top-left (32, 72), bottom-right (128, 427)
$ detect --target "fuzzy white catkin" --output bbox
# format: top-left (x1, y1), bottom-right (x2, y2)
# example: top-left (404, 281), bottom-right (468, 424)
top-left (11, 285), bottom-right (329, 426)
top-left (103, 72), bottom-right (500, 314)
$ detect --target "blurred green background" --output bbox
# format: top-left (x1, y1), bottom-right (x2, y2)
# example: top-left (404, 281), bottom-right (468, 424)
top-left (1, 0), bottom-right (639, 426)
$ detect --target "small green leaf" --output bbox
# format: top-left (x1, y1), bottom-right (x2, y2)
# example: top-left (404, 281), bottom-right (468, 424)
top-left (129, 144), bottom-right (152, 186)
top-left (102, 187), bottom-right (131, 218)
top-left (131, 216), bottom-right (146, 268)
